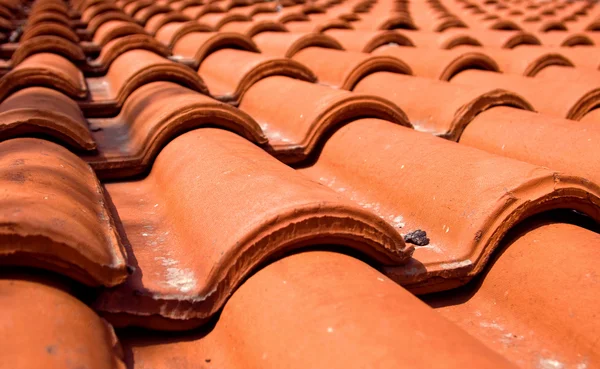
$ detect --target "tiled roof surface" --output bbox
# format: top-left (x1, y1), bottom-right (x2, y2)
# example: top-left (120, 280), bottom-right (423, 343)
top-left (0, 0), bottom-right (599, 367)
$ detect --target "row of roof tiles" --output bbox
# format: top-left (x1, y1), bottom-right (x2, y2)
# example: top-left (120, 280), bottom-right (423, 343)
top-left (1, 0), bottom-right (599, 368)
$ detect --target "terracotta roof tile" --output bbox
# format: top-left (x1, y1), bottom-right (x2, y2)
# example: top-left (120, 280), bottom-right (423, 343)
top-left (95, 128), bottom-right (410, 329)
top-left (0, 274), bottom-right (126, 369)
top-left (292, 46), bottom-right (412, 89)
top-left (0, 86), bottom-right (94, 150)
top-left (373, 45), bottom-right (499, 80)
top-left (297, 119), bottom-right (600, 293)
top-left (0, 52), bottom-right (87, 101)
top-left (198, 48), bottom-right (316, 103)
top-left (121, 251), bottom-right (515, 369)
top-left (0, 138), bottom-right (128, 286)
top-left (424, 219), bottom-right (600, 368)
top-left (239, 76), bottom-right (410, 162)
top-left (83, 49), bottom-right (207, 116)
top-left (451, 69), bottom-right (600, 120)
top-left (354, 71), bottom-right (532, 138)
top-left (3, 0), bottom-right (600, 366)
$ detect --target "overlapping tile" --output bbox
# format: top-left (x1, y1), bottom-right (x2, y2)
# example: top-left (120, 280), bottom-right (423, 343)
top-left (95, 128), bottom-right (412, 329)
top-left (0, 138), bottom-right (128, 286)
top-left (2, 0), bottom-right (600, 366)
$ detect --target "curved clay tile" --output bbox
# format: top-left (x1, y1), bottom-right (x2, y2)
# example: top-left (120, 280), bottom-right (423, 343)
top-left (219, 19), bottom-right (288, 37)
top-left (84, 49), bottom-right (206, 116)
top-left (427, 221), bottom-right (600, 368)
top-left (171, 0), bottom-right (204, 11)
top-left (197, 12), bottom-right (250, 29)
top-left (80, 2), bottom-right (120, 23)
top-left (403, 30), bottom-right (482, 49)
top-left (451, 69), bottom-right (600, 120)
top-left (154, 21), bottom-right (214, 47)
top-left (122, 251), bottom-right (517, 368)
top-left (83, 81), bottom-right (265, 178)
top-left (252, 31), bottom-right (343, 57)
top-left (133, 4), bottom-right (171, 25)
top-left (96, 128), bottom-right (411, 329)
top-left (172, 31), bottom-right (259, 67)
top-left (0, 87), bottom-right (94, 150)
top-left (199, 49), bottom-right (316, 103)
top-left (0, 53), bottom-right (87, 102)
top-left (10, 35), bottom-right (86, 65)
top-left (481, 18), bottom-right (523, 30)
top-left (475, 29), bottom-right (542, 48)
top-left (92, 34), bottom-right (171, 73)
top-left (27, 11), bottom-right (71, 27)
top-left (324, 29), bottom-right (415, 52)
top-left (86, 11), bottom-right (136, 36)
top-left (92, 19), bottom-right (146, 46)
top-left (252, 10), bottom-right (309, 24)
top-left (536, 31), bottom-right (594, 46)
top-left (351, 13), bottom-right (417, 30)
top-left (123, 0), bottom-right (153, 17)
top-left (479, 47), bottom-right (575, 76)
top-left (460, 106), bottom-right (600, 185)
top-left (293, 47), bottom-right (412, 90)
top-left (144, 12), bottom-right (190, 35)
top-left (373, 45), bottom-right (499, 81)
top-left (297, 119), bottom-right (600, 293)
top-left (239, 76), bottom-right (411, 162)
top-left (1, 276), bottom-right (126, 369)
top-left (0, 139), bottom-right (128, 286)
top-left (555, 46), bottom-right (600, 70)
top-left (182, 4), bottom-right (225, 19)
top-left (284, 18), bottom-right (354, 33)
top-left (535, 19), bottom-right (569, 32)
top-left (20, 21), bottom-right (80, 43)
top-left (581, 107), bottom-right (600, 124)
top-left (354, 72), bottom-right (533, 139)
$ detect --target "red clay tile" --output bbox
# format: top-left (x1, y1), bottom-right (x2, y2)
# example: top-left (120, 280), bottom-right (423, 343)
top-left (27, 11), bottom-right (72, 27)
top-left (171, 31), bottom-right (258, 67)
top-left (354, 72), bottom-right (533, 138)
top-left (20, 21), bottom-right (80, 43)
top-left (535, 30), bottom-right (595, 46)
top-left (133, 4), bottom-right (171, 25)
top-left (80, 2), bottom-right (120, 23)
top-left (10, 34), bottom-right (86, 65)
top-left (92, 19), bottom-right (146, 46)
top-left (123, 0), bottom-right (153, 17)
top-left (251, 8), bottom-right (309, 23)
top-left (198, 49), bottom-right (316, 103)
top-left (475, 47), bottom-right (574, 76)
top-left (0, 52), bottom-right (87, 101)
top-left (553, 46), bottom-right (600, 70)
top-left (252, 31), bottom-right (342, 57)
top-left (197, 12), bottom-right (250, 29)
top-left (122, 250), bottom-right (516, 369)
top-left (0, 138), bottom-right (128, 286)
top-left (0, 87), bottom-right (94, 150)
top-left (154, 21), bottom-right (214, 47)
top-left (581, 106), bottom-right (600, 123)
top-left (86, 11), bottom-right (136, 36)
top-left (297, 118), bottom-right (600, 293)
top-left (181, 3), bottom-right (224, 18)
top-left (0, 274), bottom-right (126, 369)
top-left (284, 17), bottom-right (354, 33)
top-left (83, 81), bottom-right (265, 179)
top-left (96, 128), bottom-right (411, 329)
top-left (350, 12), bottom-right (417, 30)
top-left (451, 69), bottom-right (600, 120)
top-left (373, 45), bottom-right (499, 80)
top-left (324, 29), bottom-right (414, 52)
top-left (219, 19), bottom-right (288, 36)
top-left (84, 49), bottom-right (206, 117)
top-left (460, 106), bottom-right (600, 185)
top-left (91, 34), bottom-right (171, 72)
top-left (403, 30), bottom-right (482, 49)
top-left (292, 47), bottom-right (412, 89)
top-left (144, 12), bottom-right (190, 35)
top-left (425, 221), bottom-right (600, 369)
top-left (239, 76), bottom-right (410, 162)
